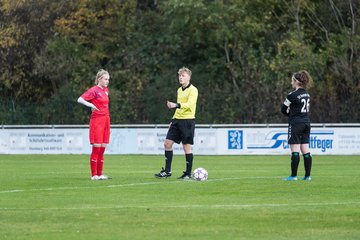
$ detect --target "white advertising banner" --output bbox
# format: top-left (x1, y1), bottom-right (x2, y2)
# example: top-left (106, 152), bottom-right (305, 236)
top-left (134, 128), bottom-right (217, 155)
top-left (0, 127), bottom-right (359, 155)
top-left (0, 129), bottom-right (90, 154)
top-left (216, 127), bottom-right (360, 155)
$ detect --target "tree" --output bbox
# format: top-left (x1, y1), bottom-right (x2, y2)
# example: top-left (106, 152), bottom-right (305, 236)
top-left (0, 0), bottom-right (359, 124)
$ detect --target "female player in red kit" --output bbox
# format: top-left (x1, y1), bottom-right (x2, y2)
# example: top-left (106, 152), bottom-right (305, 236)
top-left (77, 69), bottom-right (111, 180)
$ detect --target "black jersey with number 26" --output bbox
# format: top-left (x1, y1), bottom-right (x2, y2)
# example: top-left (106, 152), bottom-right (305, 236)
top-left (282, 88), bottom-right (310, 124)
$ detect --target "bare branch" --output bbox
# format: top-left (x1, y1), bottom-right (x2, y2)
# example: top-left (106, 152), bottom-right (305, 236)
top-left (223, 39), bottom-right (239, 90)
top-left (348, 0), bottom-right (355, 67)
top-left (282, 0), bottom-right (303, 42)
top-left (328, 0), bottom-right (345, 29)
top-left (294, 0), bottom-right (302, 42)
top-left (303, 2), bottom-right (329, 42)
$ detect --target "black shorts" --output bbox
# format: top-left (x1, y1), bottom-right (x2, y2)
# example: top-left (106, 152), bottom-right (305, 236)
top-left (288, 122), bottom-right (311, 144)
top-left (166, 119), bottom-right (195, 145)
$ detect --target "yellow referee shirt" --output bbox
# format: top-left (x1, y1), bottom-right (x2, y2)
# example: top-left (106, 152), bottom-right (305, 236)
top-left (173, 84), bottom-right (198, 119)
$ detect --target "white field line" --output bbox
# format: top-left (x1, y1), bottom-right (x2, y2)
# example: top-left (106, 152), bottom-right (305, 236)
top-left (0, 176), bottom-right (279, 194)
top-left (1, 202), bottom-right (360, 211)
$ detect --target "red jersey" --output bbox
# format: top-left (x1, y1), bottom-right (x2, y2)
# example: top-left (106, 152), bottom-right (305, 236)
top-left (81, 85), bottom-right (109, 118)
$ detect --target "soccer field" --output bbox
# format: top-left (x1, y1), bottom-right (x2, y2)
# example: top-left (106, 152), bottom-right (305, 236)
top-left (0, 154), bottom-right (359, 240)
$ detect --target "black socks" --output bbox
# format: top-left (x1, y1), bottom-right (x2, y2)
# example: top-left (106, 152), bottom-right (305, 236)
top-left (290, 152), bottom-right (312, 177)
top-left (185, 153), bottom-right (193, 175)
top-left (164, 151), bottom-right (193, 175)
top-left (164, 150), bottom-right (173, 173)
top-left (303, 152), bottom-right (312, 177)
top-left (291, 152), bottom-right (300, 177)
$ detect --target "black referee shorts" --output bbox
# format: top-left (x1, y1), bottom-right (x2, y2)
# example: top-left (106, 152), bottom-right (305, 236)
top-left (166, 119), bottom-right (195, 145)
top-left (288, 122), bottom-right (311, 145)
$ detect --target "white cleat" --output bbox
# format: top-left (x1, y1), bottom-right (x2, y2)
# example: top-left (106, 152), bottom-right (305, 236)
top-left (98, 175), bottom-right (111, 180)
top-left (91, 175), bottom-right (99, 180)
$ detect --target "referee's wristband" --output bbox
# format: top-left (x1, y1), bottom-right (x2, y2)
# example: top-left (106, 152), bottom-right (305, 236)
top-left (176, 103), bottom-right (181, 108)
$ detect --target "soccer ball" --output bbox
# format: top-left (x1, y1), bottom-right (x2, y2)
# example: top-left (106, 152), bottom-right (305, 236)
top-left (193, 167), bottom-right (208, 181)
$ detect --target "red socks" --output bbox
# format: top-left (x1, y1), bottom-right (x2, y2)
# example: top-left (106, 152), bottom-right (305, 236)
top-left (90, 146), bottom-right (100, 176)
top-left (89, 146), bottom-right (106, 176)
top-left (97, 147), bottom-right (106, 176)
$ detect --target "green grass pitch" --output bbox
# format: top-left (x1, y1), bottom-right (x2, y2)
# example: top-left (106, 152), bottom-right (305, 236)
top-left (0, 154), bottom-right (359, 240)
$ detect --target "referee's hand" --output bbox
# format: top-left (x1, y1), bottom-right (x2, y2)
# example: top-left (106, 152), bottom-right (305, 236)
top-left (167, 101), bottom-right (176, 109)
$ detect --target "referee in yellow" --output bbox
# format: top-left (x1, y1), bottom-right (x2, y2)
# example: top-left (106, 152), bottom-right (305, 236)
top-left (155, 67), bottom-right (198, 180)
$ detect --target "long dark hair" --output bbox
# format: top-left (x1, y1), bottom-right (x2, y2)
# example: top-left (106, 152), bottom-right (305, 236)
top-left (292, 70), bottom-right (312, 88)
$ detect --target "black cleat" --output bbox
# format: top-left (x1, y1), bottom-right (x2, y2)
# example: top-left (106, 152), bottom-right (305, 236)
top-left (154, 167), bottom-right (172, 178)
top-left (177, 171), bottom-right (191, 180)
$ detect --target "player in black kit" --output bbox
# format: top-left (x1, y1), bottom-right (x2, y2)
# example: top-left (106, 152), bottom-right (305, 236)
top-left (281, 70), bottom-right (313, 181)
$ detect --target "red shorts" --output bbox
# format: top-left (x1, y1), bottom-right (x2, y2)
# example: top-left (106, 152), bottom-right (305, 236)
top-left (89, 115), bottom-right (110, 144)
